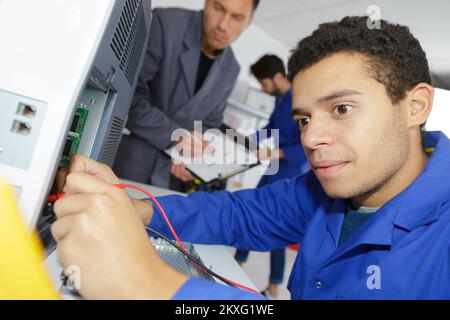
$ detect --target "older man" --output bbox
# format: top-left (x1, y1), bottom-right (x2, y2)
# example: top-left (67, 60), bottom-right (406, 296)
top-left (113, 0), bottom-right (259, 191)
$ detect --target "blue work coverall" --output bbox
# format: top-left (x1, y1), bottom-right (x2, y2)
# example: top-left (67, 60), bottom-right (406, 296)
top-left (150, 131), bottom-right (450, 299)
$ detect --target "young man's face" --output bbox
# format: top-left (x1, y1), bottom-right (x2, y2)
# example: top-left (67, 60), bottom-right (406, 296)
top-left (203, 0), bottom-right (254, 50)
top-left (292, 52), bottom-right (411, 201)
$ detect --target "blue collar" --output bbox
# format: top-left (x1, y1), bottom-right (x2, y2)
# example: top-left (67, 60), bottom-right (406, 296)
top-left (323, 131), bottom-right (450, 265)
top-left (392, 131), bottom-right (450, 231)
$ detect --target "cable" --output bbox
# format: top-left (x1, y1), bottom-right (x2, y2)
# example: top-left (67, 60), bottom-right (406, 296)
top-left (47, 192), bottom-right (65, 203)
top-left (145, 226), bottom-right (236, 287)
top-left (117, 183), bottom-right (188, 254)
top-left (118, 184), bottom-right (262, 296)
top-left (48, 183), bottom-right (262, 296)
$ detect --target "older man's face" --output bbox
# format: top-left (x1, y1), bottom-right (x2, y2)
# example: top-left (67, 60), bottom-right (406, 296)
top-left (203, 0), bottom-right (254, 50)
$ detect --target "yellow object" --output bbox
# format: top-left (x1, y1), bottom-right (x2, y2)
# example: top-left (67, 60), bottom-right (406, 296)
top-left (0, 179), bottom-right (59, 299)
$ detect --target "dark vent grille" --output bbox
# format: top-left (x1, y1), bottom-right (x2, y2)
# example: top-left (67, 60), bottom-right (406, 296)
top-left (101, 117), bottom-right (125, 166)
top-left (110, 0), bottom-right (147, 86)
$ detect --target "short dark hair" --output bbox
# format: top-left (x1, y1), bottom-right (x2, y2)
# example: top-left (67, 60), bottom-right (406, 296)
top-left (287, 16), bottom-right (432, 104)
top-left (250, 54), bottom-right (286, 80)
top-left (252, 0), bottom-right (260, 12)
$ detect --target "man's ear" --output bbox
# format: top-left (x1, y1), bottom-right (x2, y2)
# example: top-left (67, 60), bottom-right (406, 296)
top-left (404, 83), bottom-right (434, 128)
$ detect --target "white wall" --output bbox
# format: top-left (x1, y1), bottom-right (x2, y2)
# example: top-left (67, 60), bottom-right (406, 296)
top-left (427, 88), bottom-right (450, 137)
top-left (231, 24), bottom-right (290, 85)
top-left (151, 0), bottom-right (290, 88)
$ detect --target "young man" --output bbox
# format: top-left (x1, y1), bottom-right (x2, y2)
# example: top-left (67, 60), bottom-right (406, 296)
top-left (113, 0), bottom-right (259, 191)
top-left (234, 54), bottom-right (309, 298)
top-left (52, 16), bottom-right (450, 299)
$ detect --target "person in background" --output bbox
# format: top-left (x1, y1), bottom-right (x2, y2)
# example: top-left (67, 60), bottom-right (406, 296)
top-left (234, 55), bottom-right (309, 299)
top-left (113, 0), bottom-right (259, 191)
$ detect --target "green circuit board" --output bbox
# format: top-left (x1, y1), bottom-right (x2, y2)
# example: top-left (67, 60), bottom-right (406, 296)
top-left (60, 106), bottom-right (89, 168)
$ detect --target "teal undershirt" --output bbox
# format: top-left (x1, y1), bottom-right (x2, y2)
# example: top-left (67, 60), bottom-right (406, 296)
top-left (337, 148), bottom-right (433, 247)
top-left (338, 202), bottom-right (379, 246)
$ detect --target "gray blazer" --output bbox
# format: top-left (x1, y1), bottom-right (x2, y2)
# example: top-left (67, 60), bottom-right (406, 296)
top-left (113, 8), bottom-right (240, 187)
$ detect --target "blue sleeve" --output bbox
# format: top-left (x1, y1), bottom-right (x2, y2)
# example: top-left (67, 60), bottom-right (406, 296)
top-left (172, 278), bottom-right (265, 300)
top-left (149, 172), bottom-right (325, 251)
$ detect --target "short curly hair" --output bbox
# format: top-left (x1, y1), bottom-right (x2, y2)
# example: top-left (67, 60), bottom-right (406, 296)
top-left (287, 16), bottom-right (432, 104)
top-left (250, 54), bottom-right (286, 79)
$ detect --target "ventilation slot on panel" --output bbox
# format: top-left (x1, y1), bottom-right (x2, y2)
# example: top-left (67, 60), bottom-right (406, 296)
top-left (100, 117), bottom-right (125, 166)
top-left (110, 0), bottom-right (148, 86)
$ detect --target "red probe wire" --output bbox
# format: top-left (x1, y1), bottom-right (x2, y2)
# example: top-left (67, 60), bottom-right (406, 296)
top-left (48, 183), bottom-right (261, 296)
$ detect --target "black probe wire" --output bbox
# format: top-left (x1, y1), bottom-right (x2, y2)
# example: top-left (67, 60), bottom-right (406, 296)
top-left (145, 226), bottom-right (237, 288)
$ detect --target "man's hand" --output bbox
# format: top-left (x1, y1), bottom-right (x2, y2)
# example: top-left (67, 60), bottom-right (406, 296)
top-left (172, 130), bottom-right (209, 159)
top-left (55, 155), bottom-right (121, 190)
top-left (257, 147), bottom-right (285, 161)
top-left (51, 172), bottom-right (188, 299)
top-left (170, 160), bottom-right (195, 182)
top-left (56, 155), bottom-right (153, 225)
